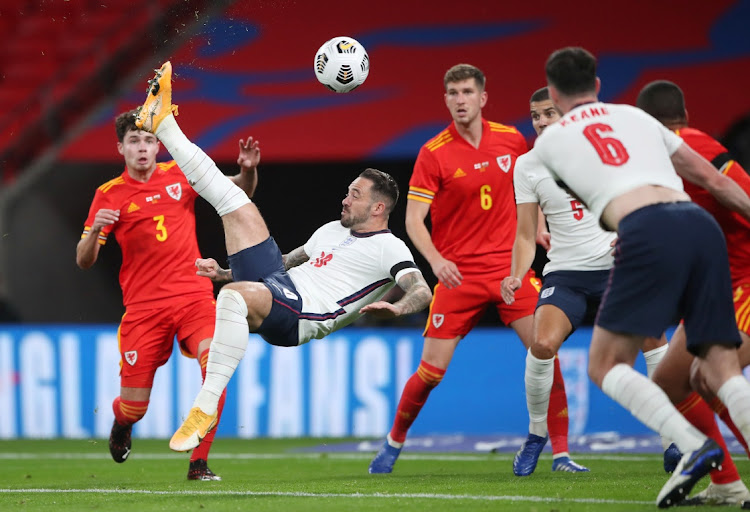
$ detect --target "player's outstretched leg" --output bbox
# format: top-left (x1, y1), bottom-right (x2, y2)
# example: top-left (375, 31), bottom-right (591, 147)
top-left (656, 438), bottom-right (724, 508)
top-left (135, 61), bottom-right (250, 218)
top-left (369, 434), bottom-right (403, 474)
top-left (513, 433), bottom-right (548, 477)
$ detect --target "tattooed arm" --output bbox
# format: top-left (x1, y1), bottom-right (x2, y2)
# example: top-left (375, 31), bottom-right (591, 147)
top-left (282, 246), bottom-right (309, 270)
top-left (359, 271), bottom-right (432, 318)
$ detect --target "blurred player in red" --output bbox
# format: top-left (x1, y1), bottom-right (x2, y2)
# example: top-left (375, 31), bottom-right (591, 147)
top-left (76, 109), bottom-right (257, 480)
top-left (370, 63), bottom-right (583, 474)
top-left (638, 80), bottom-right (750, 505)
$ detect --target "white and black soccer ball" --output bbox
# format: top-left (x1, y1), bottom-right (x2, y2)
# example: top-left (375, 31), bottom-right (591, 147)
top-left (314, 36), bottom-right (369, 93)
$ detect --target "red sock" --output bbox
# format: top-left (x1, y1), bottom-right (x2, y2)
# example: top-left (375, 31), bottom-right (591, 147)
top-left (678, 392), bottom-right (739, 484)
top-left (548, 356), bottom-right (569, 455)
top-left (389, 360), bottom-right (446, 444)
top-left (191, 349), bottom-right (227, 463)
top-left (710, 397), bottom-right (750, 459)
top-left (112, 396), bottom-right (149, 426)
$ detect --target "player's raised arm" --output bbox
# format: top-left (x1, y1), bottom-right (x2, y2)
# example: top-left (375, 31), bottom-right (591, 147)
top-left (671, 143), bottom-right (750, 223)
top-left (230, 136), bottom-right (260, 198)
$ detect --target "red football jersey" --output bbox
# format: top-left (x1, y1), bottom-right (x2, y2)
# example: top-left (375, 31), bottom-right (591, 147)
top-left (678, 127), bottom-right (750, 282)
top-left (82, 161), bottom-right (213, 307)
top-left (407, 118), bottom-right (528, 273)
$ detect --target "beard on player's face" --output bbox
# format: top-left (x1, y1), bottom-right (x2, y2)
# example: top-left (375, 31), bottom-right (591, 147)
top-left (340, 206), bottom-right (370, 229)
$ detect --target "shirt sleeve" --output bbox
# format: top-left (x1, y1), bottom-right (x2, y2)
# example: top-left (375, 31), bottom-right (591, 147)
top-left (407, 146), bottom-right (441, 205)
top-left (382, 237), bottom-right (420, 282)
top-left (513, 153), bottom-right (539, 205)
top-left (82, 188), bottom-right (115, 245)
top-left (657, 121), bottom-right (684, 155)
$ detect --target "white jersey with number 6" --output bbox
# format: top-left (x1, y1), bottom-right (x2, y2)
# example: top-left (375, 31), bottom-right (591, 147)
top-left (289, 221), bottom-right (420, 343)
top-left (514, 149), bottom-right (616, 274)
top-left (534, 102), bottom-right (684, 224)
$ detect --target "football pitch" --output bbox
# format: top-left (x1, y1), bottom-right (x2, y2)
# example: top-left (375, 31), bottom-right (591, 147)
top-left (0, 438), bottom-right (743, 511)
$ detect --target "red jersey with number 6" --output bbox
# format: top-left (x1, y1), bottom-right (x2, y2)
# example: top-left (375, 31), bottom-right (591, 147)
top-left (677, 127), bottom-right (750, 283)
top-left (81, 161), bottom-right (213, 307)
top-left (407, 118), bottom-right (528, 274)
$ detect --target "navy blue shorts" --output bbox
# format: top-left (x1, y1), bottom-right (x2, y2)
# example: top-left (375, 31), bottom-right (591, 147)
top-left (537, 270), bottom-right (610, 333)
top-left (596, 202), bottom-right (741, 355)
top-left (227, 237), bottom-right (301, 347)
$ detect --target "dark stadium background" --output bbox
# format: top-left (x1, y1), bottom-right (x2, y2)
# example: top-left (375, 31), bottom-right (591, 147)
top-left (1, 0), bottom-right (749, 324)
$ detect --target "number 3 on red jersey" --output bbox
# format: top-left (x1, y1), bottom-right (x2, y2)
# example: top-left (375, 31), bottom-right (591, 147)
top-left (583, 123), bottom-right (630, 166)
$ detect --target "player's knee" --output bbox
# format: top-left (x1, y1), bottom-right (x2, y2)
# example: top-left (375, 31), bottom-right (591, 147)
top-left (688, 358), bottom-right (713, 398)
top-left (587, 360), bottom-right (607, 388)
top-left (531, 336), bottom-right (560, 360)
top-left (216, 286), bottom-right (249, 318)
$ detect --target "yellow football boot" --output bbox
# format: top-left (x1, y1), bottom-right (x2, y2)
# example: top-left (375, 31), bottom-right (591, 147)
top-left (134, 61), bottom-right (178, 132)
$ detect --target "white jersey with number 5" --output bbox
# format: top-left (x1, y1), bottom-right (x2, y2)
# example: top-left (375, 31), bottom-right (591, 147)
top-left (514, 149), bottom-right (615, 274)
top-left (289, 221), bottom-right (420, 343)
top-left (534, 102), bottom-right (685, 224)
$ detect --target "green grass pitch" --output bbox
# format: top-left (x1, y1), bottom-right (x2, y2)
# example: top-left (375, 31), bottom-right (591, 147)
top-left (0, 438), bottom-right (744, 511)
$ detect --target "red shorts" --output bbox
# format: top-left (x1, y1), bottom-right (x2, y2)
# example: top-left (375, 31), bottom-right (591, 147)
top-left (117, 295), bottom-right (216, 388)
top-left (733, 280), bottom-right (750, 335)
top-left (423, 269), bottom-right (540, 339)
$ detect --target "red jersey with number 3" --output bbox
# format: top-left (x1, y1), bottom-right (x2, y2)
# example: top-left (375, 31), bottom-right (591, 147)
top-left (677, 127), bottom-right (750, 282)
top-left (407, 118), bottom-right (528, 273)
top-left (82, 161), bottom-right (213, 307)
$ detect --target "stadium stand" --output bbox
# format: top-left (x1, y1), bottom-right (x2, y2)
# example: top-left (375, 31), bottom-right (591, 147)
top-left (0, 0), bottom-right (232, 182)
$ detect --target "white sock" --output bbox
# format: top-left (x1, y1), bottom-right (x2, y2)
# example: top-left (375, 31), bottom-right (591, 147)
top-left (155, 114), bottom-right (250, 217)
top-left (643, 344), bottom-right (672, 449)
top-left (386, 433), bottom-right (403, 449)
top-left (194, 289), bottom-right (249, 414)
top-left (716, 375), bottom-right (750, 448)
top-left (643, 344), bottom-right (668, 378)
top-left (601, 363), bottom-right (705, 453)
top-left (525, 349), bottom-right (554, 438)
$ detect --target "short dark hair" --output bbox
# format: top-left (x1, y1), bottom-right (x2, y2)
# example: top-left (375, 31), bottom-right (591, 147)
top-left (530, 87), bottom-right (549, 103)
top-left (444, 63), bottom-right (486, 91)
top-left (636, 80), bottom-right (687, 124)
top-left (545, 47), bottom-right (597, 97)
top-left (115, 109), bottom-right (141, 142)
top-left (360, 168), bottom-right (399, 214)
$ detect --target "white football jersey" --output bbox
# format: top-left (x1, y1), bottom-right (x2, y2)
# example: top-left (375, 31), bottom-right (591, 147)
top-left (289, 221), bottom-right (420, 343)
top-left (534, 102), bottom-right (684, 225)
top-left (514, 150), bottom-right (616, 273)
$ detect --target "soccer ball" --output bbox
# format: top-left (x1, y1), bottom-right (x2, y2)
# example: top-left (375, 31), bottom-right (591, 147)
top-left (314, 36), bottom-right (369, 93)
